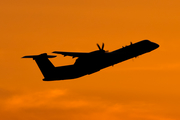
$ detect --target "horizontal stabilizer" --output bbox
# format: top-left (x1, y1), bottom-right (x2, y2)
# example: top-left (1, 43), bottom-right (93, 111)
top-left (22, 53), bottom-right (56, 58)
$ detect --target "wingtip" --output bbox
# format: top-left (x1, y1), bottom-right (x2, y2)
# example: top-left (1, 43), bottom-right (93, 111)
top-left (52, 51), bottom-right (59, 54)
top-left (22, 55), bottom-right (36, 58)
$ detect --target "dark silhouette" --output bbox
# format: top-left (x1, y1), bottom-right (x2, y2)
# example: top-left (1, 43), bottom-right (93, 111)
top-left (22, 40), bottom-right (159, 81)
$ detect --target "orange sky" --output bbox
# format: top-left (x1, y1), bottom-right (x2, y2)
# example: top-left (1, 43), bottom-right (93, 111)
top-left (0, 0), bottom-right (180, 120)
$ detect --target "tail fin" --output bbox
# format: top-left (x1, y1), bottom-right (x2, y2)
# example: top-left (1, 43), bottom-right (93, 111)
top-left (22, 53), bottom-right (56, 80)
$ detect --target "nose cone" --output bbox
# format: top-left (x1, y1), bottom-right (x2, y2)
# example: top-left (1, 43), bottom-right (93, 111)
top-left (152, 42), bottom-right (159, 49)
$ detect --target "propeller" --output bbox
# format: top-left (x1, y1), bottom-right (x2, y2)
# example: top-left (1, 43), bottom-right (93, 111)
top-left (97, 43), bottom-right (101, 50)
top-left (102, 43), bottom-right (104, 50)
top-left (97, 43), bottom-right (104, 51)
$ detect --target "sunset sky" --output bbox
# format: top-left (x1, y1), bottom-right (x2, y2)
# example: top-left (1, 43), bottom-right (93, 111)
top-left (1, 0), bottom-right (180, 119)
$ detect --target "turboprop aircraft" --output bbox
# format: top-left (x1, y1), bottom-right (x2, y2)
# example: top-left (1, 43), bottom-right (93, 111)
top-left (22, 40), bottom-right (159, 81)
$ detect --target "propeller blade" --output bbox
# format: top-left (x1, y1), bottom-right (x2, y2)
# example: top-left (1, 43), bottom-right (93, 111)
top-left (102, 43), bottom-right (104, 50)
top-left (97, 43), bottom-right (101, 50)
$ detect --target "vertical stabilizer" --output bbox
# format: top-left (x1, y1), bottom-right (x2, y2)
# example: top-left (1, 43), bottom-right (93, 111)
top-left (23, 53), bottom-right (56, 79)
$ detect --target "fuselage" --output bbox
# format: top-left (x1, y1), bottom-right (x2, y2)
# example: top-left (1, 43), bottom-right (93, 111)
top-left (70, 40), bottom-right (159, 75)
top-left (46, 40), bottom-right (159, 80)
top-left (23, 40), bottom-right (159, 81)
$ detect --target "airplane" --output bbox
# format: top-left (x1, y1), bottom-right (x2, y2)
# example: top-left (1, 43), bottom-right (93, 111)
top-left (22, 40), bottom-right (159, 81)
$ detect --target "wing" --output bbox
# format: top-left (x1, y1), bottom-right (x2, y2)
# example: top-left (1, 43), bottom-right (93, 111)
top-left (52, 51), bottom-right (88, 58)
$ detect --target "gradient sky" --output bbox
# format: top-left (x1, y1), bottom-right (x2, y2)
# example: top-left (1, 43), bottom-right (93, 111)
top-left (0, 0), bottom-right (180, 120)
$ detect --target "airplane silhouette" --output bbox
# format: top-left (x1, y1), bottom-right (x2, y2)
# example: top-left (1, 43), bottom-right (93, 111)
top-left (22, 40), bottom-right (159, 81)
